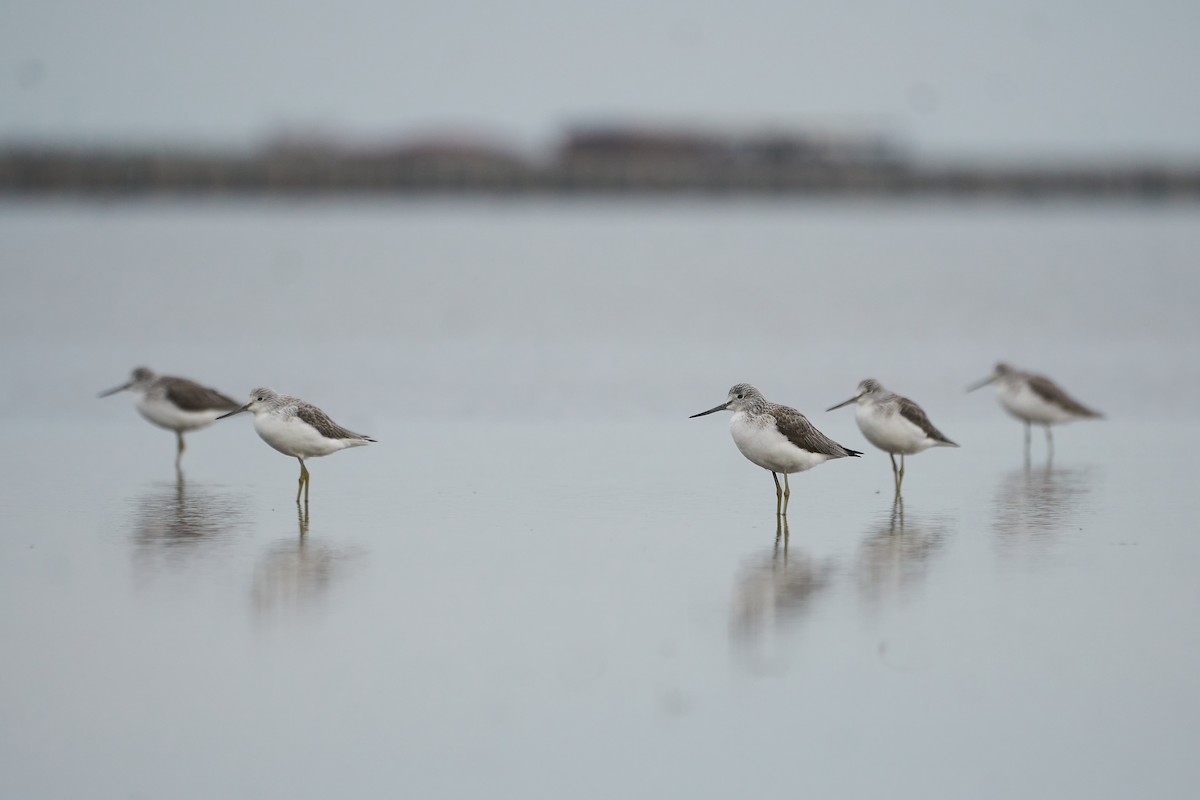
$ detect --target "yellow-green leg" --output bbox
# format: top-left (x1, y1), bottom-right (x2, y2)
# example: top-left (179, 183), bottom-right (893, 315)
top-left (772, 472), bottom-right (783, 517)
top-left (296, 458), bottom-right (310, 505)
top-left (175, 432), bottom-right (185, 465)
top-left (782, 473), bottom-right (791, 516)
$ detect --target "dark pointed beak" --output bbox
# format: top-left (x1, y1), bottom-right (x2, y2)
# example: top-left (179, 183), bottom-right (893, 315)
top-left (98, 381), bottom-right (132, 398)
top-left (826, 396), bottom-right (857, 412)
top-left (690, 401), bottom-right (729, 418)
top-left (216, 404), bottom-right (249, 420)
top-left (966, 375), bottom-right (995, 393)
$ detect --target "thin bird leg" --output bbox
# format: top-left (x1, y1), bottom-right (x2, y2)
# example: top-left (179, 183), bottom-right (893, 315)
top-left (889, 453), bottom-right (900, 495)
top-left (782, 473), bottom-right (791, 516)
top-left (296, 458), bottom-right (310, 505)
top-left (1024, 421), bottom-right (1032, 453)
top-left (772, 472), bottom-right (783, 517)
top-left (1045, 426), bottom-right (1054, 461)
top-left (899, 455), bottom-right (906, 489)
top-left (176, 432), bottom-right (185, 460)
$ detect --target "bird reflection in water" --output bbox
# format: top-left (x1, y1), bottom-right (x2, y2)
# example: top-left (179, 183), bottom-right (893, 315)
top-left (731, 518), bottom-right (836, 667)
top-left (992, 461), bottom-right (1096, 556)
top-left (857, 499), bottom-right (950, 609)
top-left (130, 466), bottom-right (249, 577)
top-left (251, 505), bottom-right (359, 617)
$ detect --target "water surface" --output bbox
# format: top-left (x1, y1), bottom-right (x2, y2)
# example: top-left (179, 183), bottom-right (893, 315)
top-left (1, 199), bottom-right (1198, 798)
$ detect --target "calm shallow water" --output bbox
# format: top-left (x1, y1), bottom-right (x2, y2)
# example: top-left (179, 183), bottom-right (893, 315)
top-left (1, 199), bottom-right (1199, 798)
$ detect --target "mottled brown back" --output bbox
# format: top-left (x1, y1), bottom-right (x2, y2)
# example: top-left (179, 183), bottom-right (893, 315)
top-left (295, 403), bottom-right (373, 442)
top-left (897, 396), bottom-right (957, 445)
top-left (164, 377), bottom-right (239, 413)
top-left (771, 404), bottom-right (863, 458)
top-left (1027, 374), bottom-right (1102, 418)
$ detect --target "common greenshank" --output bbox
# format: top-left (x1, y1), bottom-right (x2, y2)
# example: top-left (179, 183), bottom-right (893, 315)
top-left (827, 378), bottom-right (958, 494)
top-left (99, 367), bottom-right (239, 464)
top-left (218, 388), bottom-right (375, 505)
top-left (968, 362), bottom-right (1101, 457)
top-left (691, 383), bottom-right (861, 517)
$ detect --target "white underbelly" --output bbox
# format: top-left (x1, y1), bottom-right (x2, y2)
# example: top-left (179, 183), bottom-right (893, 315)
top-left (997, 384), bottom-right (1076, 425)
top-left (856, 407), bottom-right (933, 455)
top-left (730, 415), bottom-right (830, 474)
top-left (136, 397), bottom-right (222, 433)
top-left (254, 414), bottom-right (357, 459)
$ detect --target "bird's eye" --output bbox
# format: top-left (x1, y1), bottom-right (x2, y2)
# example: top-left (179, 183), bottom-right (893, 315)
top-left (736, 393), bottom-right (744, 399)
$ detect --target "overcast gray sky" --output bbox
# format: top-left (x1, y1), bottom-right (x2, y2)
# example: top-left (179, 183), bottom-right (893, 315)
top-left (2, 0), bottom-right (1198, 161)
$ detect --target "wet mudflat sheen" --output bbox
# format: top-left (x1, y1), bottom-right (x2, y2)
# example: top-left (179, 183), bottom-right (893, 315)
top-left (1, 199), bottom-right (1199, 798)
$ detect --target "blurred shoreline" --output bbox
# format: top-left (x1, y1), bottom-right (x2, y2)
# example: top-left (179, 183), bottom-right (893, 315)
top-left (3, 126), bottom-right (1199, 199)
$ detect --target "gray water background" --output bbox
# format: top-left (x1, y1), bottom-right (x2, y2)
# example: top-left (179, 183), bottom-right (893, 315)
top-left (1, 198), bottom-right (1198, 798)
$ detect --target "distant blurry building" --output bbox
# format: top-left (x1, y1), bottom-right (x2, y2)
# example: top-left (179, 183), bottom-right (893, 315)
top-left (559, 124), bottom-right (904, 167)
top-left (553, 123), bottom-right (906, 191)
top-left (729, 130), bottom-right (903, 167)
top-left (559, 127), bottom-right (722, 163)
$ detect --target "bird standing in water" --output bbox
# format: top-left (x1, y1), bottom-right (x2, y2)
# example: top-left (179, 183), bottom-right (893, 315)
top-left (968, 363), bottom-right (1101, 458)
top-left (691, 383), bottom-right (861, 518)
top-left (218, 388), bottom-right (375, 505)
top-left (827, 378), bottom-right (958, 496)
top-left (99, 367), bottom-right (239, 465)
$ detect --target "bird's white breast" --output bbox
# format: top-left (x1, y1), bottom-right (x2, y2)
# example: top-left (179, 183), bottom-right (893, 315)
top-left (136, 394), bottom-right (223, 433)
top-left (855, 403), bottom-right (934, 455)
top-left (996, 382), bottom-right (1076, 425)
top-left (730, 412), bottom-right (830, 474)
top-left (253, 412), bottom-right (353, 459)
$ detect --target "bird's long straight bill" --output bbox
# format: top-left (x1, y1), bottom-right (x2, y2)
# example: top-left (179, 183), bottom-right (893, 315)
top-left (826, 397), bottom-right (856, 411)
top-left (97, 382), bottom-right (132, 398)
top-left (216, 404), bottom-right (249, 420)
top-left (689, 403), bottom-right (728, 418)
top-left (965, 376), bottom-right (994, 392)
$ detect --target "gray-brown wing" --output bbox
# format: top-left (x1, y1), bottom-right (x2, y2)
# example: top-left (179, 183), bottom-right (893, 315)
top-left (772, 405), bottom-right (862, 458)
top-left (897, 396), bottom-right (957, 445)
top-left (164, 377), bottom-right (239, 412)
top-left (296, 403), bottom-right (374, 442)
top-left (1027, 374), bottom-right (1102, 418)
